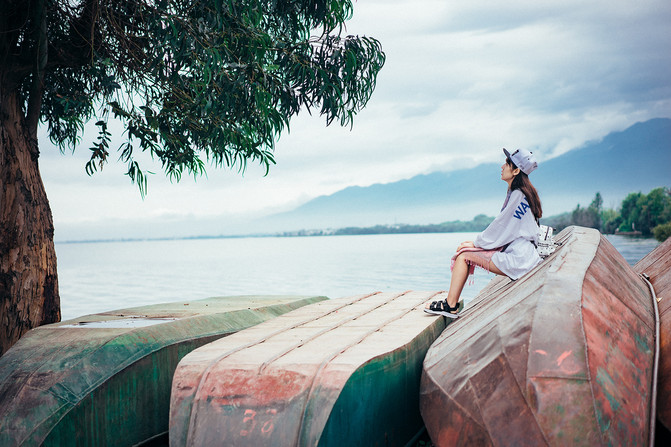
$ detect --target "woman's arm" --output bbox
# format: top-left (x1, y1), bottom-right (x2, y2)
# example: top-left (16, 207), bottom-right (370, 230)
top-left (457, 241), bottom-right (475, 251)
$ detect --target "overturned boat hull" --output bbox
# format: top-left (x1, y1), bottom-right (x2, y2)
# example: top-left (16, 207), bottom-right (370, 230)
top-left (170, 291), bottom-right (450, 446)
top-left (0, 295), bottom-right (325, 447)
top-left (635, 236), bottom-right (671, 430)
top-left (420, 226), bottom-right (656, 446)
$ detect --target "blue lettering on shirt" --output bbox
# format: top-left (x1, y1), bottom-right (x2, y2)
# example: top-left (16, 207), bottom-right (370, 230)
top-left (513, 200), bottom-right (530, 219)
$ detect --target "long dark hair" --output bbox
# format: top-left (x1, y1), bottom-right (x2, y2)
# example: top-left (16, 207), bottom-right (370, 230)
top-left (507, 158), bottom-right (542, 220)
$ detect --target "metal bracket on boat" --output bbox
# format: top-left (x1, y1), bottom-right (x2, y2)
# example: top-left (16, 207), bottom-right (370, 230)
top-left (641, 273), bottom-right (661, 302)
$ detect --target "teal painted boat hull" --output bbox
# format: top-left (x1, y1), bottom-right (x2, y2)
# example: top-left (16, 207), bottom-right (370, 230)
top-left (0, 295), bottom-right (326, 446)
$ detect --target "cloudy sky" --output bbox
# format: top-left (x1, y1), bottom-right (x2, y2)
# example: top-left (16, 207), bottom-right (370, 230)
top-left (39, 0), bottom-right (671, 240)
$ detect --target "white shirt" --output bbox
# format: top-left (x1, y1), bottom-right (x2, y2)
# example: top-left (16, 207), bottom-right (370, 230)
top-left (474, 189), bottom-right (541, 280)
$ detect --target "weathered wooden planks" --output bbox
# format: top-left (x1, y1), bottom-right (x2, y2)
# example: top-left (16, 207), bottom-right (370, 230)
top-left (635, 236), bottom-right (671, 430)
top-left (0, 295), bottom-right (326, 447)
top-left (170, 291), bottom-right (450, 446)
top-left (420, 226), bottom-right (656, 446)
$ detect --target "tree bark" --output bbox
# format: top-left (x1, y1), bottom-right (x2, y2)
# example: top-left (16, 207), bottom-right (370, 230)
top-left (0, 88), bottom-right (60, 356)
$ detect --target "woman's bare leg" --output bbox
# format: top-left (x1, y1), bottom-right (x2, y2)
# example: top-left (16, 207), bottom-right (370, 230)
top-left (488, 259), bottom-right (506, 276)
top-left (425, 253), bottom-right (470, 309)
top-left (425, 255), bottom-right (510, 314)
top-left (445, 253), bottom-right (470, 307)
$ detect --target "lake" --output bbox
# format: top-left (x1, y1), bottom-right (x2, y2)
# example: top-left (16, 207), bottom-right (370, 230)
top-left (55, 232), bottom-right (660, 321)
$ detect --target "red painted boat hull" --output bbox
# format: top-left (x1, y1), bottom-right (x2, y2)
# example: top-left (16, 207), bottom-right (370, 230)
top-left (420, 226), bottom-right (656, 446)
top-left (635, 236), bottom-right (671, 430)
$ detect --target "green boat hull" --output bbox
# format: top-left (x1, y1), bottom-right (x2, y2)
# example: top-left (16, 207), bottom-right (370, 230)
top-left (0, 295), bottom-right (326, 446)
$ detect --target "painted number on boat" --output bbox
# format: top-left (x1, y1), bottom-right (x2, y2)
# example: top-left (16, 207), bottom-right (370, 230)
top-left (240, 408), bottom-right (277, 437)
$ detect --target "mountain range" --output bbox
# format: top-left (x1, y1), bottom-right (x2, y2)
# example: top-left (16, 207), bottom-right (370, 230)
top-left (262, 118), bottom-right (671, 231)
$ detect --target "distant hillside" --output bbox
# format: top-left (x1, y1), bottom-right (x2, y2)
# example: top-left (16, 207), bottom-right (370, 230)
top-left (263, 118), bottom-right (671, 231)
top-left (532, 118), bottom-right (671, 203)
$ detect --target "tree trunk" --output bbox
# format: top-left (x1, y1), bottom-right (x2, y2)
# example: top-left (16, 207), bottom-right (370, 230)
top-left (1, 88), bottom-right (60, 356)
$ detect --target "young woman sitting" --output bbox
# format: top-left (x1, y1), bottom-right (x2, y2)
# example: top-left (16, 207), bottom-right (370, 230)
top-left (425, 148), bottom-right (543, 318)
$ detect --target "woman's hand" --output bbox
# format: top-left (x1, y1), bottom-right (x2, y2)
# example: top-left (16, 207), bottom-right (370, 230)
top-left (458, 241), bottom-right (475, 251)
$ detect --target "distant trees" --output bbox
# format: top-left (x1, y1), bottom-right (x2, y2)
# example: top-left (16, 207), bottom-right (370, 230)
top-left (654, 223), bottom-right (671, 242)
top-left (543, 187), bottom-right (671, 241)
top-left (618, 188), bottom-right (671, 236)
top-left (280, 214), bottom-right (496, 237)
top-left (332, 214), bottom-right (495, 235)
top-left (570, 192), bottom-right (603, 231)
top-left (600, 208), bottom-right (621, 234)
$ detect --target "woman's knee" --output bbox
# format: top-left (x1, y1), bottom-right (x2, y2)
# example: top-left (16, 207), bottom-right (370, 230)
top-left (453, 253), bottom-right (469, 270)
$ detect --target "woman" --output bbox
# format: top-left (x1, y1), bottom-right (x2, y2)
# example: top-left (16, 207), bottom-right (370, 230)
top-left (425, 148), bottom-right (543, 318)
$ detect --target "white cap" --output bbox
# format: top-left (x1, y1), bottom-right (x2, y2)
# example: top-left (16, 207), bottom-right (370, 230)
top-left (503, 148), bottom-right (538, 175)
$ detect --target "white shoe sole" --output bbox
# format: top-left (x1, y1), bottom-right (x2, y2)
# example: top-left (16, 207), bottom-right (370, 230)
top-left (423, 308), bottom-right (460, 319)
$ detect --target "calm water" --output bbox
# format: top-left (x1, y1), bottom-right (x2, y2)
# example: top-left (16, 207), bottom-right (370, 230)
top-left (55, 232), bottom-right (660, 321)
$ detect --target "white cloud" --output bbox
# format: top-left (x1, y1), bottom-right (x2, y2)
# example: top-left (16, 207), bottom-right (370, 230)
top-left (39, 0), bottom-right (671, 238)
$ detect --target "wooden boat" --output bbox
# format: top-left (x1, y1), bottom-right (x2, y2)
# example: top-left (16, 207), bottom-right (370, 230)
top-left (635, 236), bottom-right (671, 430)
top-left (420, 226), bottom-right (657, 446)
top-left (170, 291), bottom-right (451, 446)
top-left (0, 295), bottom-right (325, 447)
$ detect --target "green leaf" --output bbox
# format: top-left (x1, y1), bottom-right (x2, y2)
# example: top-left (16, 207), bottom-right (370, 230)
top-left (35, 0), bottom-right (384, 194)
